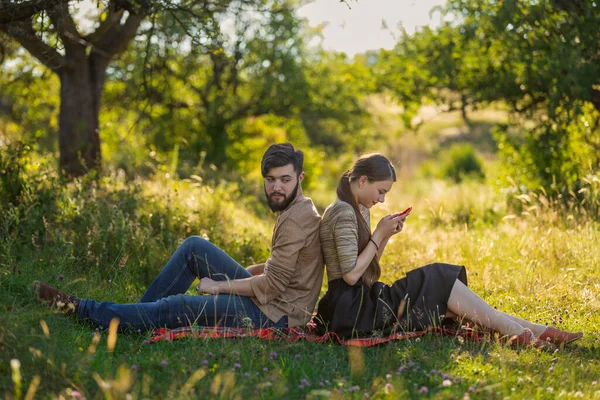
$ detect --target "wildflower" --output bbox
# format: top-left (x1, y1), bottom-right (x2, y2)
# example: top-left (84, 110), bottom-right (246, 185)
top-left (298, 384), bottom-right (305, 390)
top-left (181, 356), bottom-right (186, 361)
top-left (419, 386), bottom-right (429, 394)
top-left (59, 275), bottom-right (64, 280)
top-left (386, 373), bottom-right (392, 379)
top-left (384, 383), bottom-right (394, 394)
top-left (443, 379), bottom-right (452, 387)
top-left (300, 378), bottom-right (310, 387)
top-left (443, 374), bottom-right (450, 380)
top-left (469, 386), bottom-right (475, 392)
top-left (548, 366), bottom-right (554, 373)
top-left (201, 360), bottom-right (208, 365)
top-left (131, 365), bottom-right (138, 371)
top-left (234, 363), bottom-right (241, 369)
top-left (108, 279), bottom-right (112, 284)
top-left (348, 385), bottom-right (360, 392)
top-left (160, 360), bottom-right (168, 366)
top-left (593, 381), bottom-right (598, 386)
top-left (270, 351), bottom-right (278, 359)
top-left (244, 372), bottom-right (249, 378)
top-left (142, 340), bottom-right (150, 345)
top-left (295, 354), bottom-right (301, 360)
top-left (263, 367), bottom-right (268, 372)
top-left (208, 352), bottom-right (215, 358)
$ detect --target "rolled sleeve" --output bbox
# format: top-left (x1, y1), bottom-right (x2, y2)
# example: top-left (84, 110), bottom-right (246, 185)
top-left (332, 209), bottom-right (359, 275)
top-left (250, 220), bottom-right (305, 304)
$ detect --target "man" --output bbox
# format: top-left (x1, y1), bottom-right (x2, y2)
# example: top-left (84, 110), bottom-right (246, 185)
top-left (32, 143), bottom-right (324, 331)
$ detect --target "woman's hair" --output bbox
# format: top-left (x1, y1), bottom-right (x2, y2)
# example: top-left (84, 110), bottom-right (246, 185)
top-left (336, 153), bottom-right (396, 287)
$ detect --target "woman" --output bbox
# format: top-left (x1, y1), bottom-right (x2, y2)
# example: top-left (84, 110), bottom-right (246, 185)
top-left (314, 153), bottom-right (582, 349)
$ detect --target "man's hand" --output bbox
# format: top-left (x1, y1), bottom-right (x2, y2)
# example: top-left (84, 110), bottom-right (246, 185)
top-left (196, 277), bottom-right (221, 295)
top-left (246, 264), bottom-right (265, 276)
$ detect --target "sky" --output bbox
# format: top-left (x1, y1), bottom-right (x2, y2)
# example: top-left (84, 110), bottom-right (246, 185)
top-left (73, 0), bottom-right (447, 57)
top-left (297, 0), bottom-right (447, 56)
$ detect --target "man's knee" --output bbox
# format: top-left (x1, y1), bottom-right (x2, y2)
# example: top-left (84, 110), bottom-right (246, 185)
top-left (182, 236), bottom-right (214, 253)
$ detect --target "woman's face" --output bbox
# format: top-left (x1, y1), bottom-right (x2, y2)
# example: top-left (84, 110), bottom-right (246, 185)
top-left (357, 178), bottom-right (394, 208)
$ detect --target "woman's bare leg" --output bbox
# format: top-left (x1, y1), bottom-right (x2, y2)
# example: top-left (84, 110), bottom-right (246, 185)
top-left (445, 288), bottom-right (547, 336)
top-left (446, 280), bottom-right (526, 337)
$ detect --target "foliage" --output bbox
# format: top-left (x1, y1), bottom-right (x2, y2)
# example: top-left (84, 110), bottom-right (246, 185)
top-left (438, 143), bottom-right (485, 183)
top-left (377, 0), bottom-right (600, 203)
top-left (1, 154), bottom-right (599, 397)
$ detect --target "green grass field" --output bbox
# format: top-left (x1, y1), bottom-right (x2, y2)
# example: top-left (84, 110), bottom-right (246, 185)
top-left (1, 164), bottom-right (599, 399)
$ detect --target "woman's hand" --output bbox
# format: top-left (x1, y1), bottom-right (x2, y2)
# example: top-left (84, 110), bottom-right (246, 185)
top-left (374, 214), bottom-right (405, 240)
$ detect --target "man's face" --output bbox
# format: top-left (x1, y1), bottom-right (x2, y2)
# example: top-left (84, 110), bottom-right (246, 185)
top-left (263, 164), bottom-right (304, 212)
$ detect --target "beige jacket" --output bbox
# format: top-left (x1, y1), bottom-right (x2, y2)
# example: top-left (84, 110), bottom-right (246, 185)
top-left (250, 193), bottom-right (324, 327)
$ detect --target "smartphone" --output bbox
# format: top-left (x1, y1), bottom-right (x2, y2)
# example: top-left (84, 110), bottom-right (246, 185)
top-left (393, 206), bottom-right (412, 218)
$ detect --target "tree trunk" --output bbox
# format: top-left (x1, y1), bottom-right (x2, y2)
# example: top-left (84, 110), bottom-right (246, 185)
top-left (57, 57), bottom-right (105, 178)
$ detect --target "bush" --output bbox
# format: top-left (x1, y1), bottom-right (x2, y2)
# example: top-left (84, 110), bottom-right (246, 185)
top-left (438, 143), bottom-right (485, 183)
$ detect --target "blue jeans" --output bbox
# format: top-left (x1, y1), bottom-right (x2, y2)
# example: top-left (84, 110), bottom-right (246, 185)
top-left (77, 236), bottom-right (287, 332)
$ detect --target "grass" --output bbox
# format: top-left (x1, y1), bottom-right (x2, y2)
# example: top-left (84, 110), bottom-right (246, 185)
top-left (2, 153), bottom-right (600, 399)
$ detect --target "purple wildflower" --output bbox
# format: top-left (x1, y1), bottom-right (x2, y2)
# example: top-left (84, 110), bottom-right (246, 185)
top-left (160, 360), bottom-right (168, 366)
top-left (270, 351), bottom-right (278, 359)
top-left (201, 360), bottom-right (208, 365)
top-left (294, 354), bottom-right (301, 360)
top-left (59, 275), bottom-right (64, 280)
top-left (263, 367), bottom-right (268, 372)
top-left (142, 340), bottom-right (150, 345)
top-left (419, 386), bottom-right (429, 394)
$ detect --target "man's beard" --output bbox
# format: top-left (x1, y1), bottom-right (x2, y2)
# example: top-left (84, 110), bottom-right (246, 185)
top-left (265, 180), bottom-right (300, 212)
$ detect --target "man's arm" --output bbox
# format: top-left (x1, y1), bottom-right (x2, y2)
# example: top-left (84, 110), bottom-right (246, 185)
top-left (197, 276), bottom-right (256, 296)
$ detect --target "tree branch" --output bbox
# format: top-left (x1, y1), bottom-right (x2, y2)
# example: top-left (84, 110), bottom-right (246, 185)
top-left (93, 11), bottom-right (146, 62)
top-left (0, 19), bottom-right (66, 71)
top-left (47, 2), bottom-right (83, 53)
top-left (0, 0), bottom-right (71, 24)
top-left (85, 6), bottom-right (124, 45)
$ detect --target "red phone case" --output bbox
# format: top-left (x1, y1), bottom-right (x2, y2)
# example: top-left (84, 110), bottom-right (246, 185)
top-left (395, 206), bottom-right (412, 217)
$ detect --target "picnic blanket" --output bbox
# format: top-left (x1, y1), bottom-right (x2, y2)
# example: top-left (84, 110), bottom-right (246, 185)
top-left (150, 321), bottom-right (485, 347)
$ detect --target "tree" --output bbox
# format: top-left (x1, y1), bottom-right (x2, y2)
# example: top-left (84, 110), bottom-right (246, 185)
top-left (0, 0), bottom-right (262, 178)
top-left (378, 0), bottom-right (600, 192)
top-left (0, 0), bottom-right (155, 177)
top-left (109, 0), bottom-right (311, 165)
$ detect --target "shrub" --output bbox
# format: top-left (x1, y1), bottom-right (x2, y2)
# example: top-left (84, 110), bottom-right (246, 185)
top-left (438, 143), bottom-right (485, 183)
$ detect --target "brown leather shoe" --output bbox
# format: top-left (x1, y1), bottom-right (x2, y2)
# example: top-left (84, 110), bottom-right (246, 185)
top-left (507, 328), bottom-right (557, 351)
top-left (32, 280), bottom-right (78, 314)
top-left (538, 326), bottom-right (583, 346)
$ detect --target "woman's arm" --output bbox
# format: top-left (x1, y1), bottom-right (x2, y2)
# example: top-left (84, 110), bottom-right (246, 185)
top-left (377, 215), bottom-right (406, 257)
top-left (342, 215), bottom-right (400, 285)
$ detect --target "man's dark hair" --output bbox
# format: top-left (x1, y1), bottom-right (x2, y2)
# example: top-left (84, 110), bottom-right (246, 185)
top-left (261, 143), bottom-right (304, 177)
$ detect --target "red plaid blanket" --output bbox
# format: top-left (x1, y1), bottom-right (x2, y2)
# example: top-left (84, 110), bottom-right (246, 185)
top-left (150, 323), bottom-right (484, 347)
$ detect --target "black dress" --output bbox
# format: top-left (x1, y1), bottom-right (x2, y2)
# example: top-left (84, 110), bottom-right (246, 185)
top-left (315, 263), bottom-right (467, 338)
